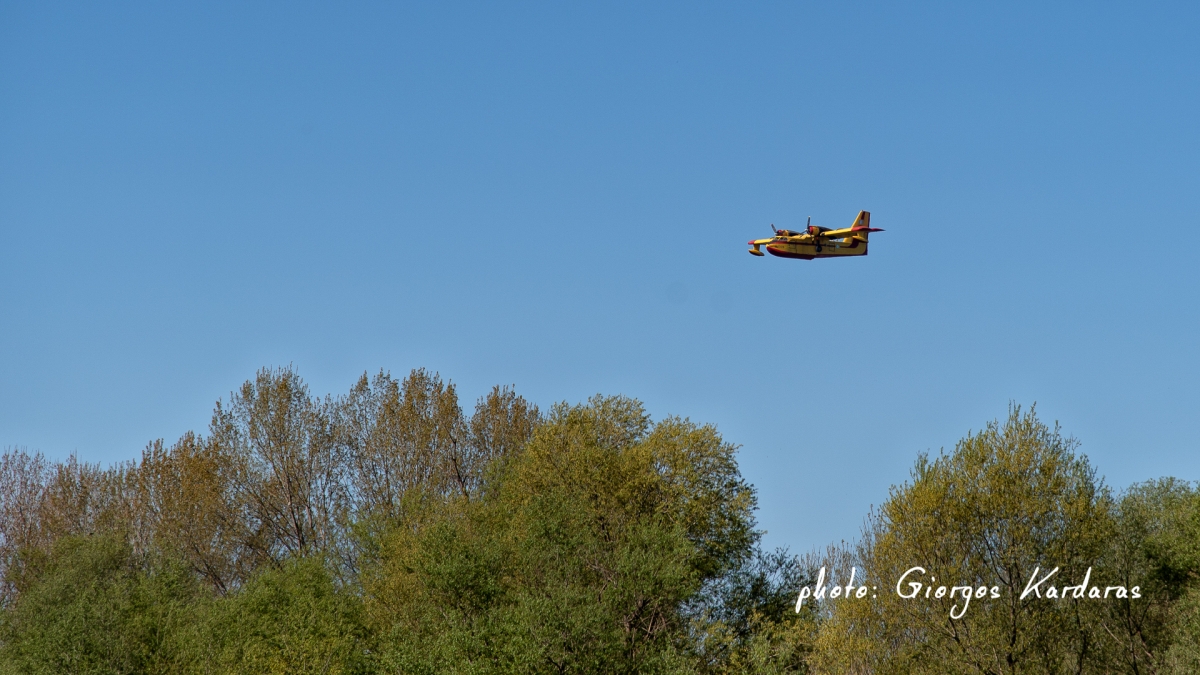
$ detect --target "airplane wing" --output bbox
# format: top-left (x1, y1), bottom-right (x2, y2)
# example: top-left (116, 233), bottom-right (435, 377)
top-left (747, 238), bottom-right (775, 245)
top-left (817, 226), bottom-right (885, 239)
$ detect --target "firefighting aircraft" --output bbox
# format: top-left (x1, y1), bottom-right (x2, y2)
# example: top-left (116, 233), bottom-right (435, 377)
top-left (748, 210), bottom-right (883, 260)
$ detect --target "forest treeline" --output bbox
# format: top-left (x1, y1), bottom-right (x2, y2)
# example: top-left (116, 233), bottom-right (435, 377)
top-left (0, 367), bottom-right (810, 674)
top-left (0, 367), bottom-right (1197, 674)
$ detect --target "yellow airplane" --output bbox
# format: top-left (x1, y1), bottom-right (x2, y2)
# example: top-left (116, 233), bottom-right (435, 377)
top-left (748, 210), bottom-right (883, 259)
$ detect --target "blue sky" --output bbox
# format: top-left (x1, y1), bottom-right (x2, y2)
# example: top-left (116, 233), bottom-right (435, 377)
top-left (2, 2), bottom-right (1198, 551)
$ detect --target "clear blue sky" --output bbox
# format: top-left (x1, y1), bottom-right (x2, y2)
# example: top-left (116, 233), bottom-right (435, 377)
top-left (3, 2), bottom-right (1198, 552)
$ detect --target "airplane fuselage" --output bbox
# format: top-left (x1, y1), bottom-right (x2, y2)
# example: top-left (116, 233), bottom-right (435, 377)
top-left (765, 236), bottom-right (867, 260)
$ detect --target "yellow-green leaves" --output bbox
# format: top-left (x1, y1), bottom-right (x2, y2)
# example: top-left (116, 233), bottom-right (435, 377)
top-left (810, 406), bottom-right (1190, 675)
top-left (366, 396), bottom-right (763, 674)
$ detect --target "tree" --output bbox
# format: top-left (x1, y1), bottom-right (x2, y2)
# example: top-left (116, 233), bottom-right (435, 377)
top-left (1103, 478), bottom-right (1200, 674)
top-left (192, 557), bottom-right (375, 675)
top-left (134, 433), bottom-right (250, 593)
top-left (0, 450), bottom-right (133, 604)
top-left (0, 534), bottom-right (200, 675)
top-left (811, 405), bottom-right (1116, 675)
top-left (0, 448), bottom-right (51, 606)
top-left (1163, 586), bottom-right (1200, 674)
top-left (686, 547), bottom-right (817, 674)
top-left (368, 395), bottom-right (763, 674)
top-left (338, 369), bottom-right (466, 523)
top-left (209, 366), bottom-right (344, 564)
top-left (465, 384), bottom-right (541, 496)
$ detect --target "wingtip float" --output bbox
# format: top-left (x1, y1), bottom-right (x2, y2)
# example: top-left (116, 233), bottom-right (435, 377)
top-left (748, 210), bottom-right (883, 260)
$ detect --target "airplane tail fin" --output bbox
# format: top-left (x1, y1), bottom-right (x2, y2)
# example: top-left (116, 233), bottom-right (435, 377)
top-left (849, 210), bottom-right (882, 241)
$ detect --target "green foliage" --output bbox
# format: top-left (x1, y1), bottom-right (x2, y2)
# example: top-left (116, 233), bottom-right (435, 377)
top-left (809, 406), bottom-right (1200, 675)
top-left (369, 395), bottom-right (761, 674)
top-left (1114, 478), bottom-right (1200, 674)
top-left (1101, 477), bottom-right (1200, 672)
top-left (687, 548), bottom-right (817, 674)
top-left (193, 557), bottom-right (375, 675)
top-left (0, 534), bottom-right (200, 675)
top-left (4, 366), bottom-right (1197, 675)
top-left (1163, 584), bottom-right (1200, 674)
top-left (812, 405), bottom-right (1117, 674)
top-left (1, 378), bottom-right (786, 674)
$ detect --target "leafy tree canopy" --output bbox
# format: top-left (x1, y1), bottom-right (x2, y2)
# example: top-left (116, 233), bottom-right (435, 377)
top-left (1, 372), bottom-right (1196, 675)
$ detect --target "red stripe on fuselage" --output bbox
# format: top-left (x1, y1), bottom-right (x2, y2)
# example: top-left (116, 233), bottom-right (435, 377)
top-left (766, 244), bottom-right (867, 260)
top-left (766, 247), bottom-right (817, 260)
